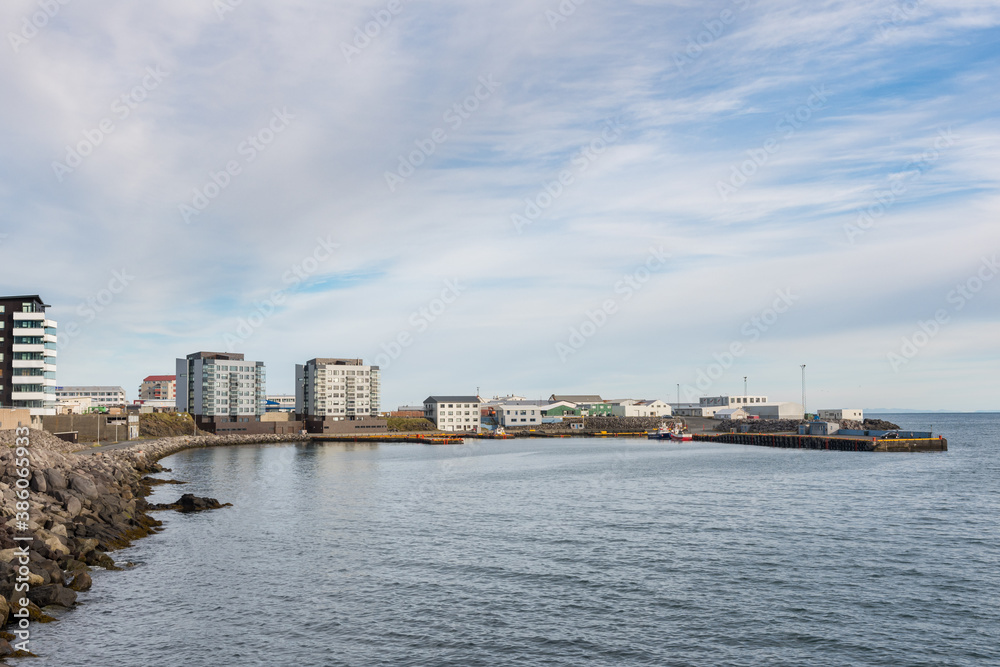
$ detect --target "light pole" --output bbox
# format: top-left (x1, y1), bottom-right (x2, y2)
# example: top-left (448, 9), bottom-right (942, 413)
top-left (800, 365), bottom-right (807, 415)
top-left (744, 376), bottom-right (747, 402)
top-left (676, 383), bottom-right (680, 405)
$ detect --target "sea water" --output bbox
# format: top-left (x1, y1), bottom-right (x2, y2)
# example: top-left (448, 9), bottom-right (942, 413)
top-left (30, 414), bottom-right (1000, 666)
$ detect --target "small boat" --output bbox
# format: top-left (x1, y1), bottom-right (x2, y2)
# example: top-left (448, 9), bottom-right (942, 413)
top-left (648, 422), bottom-right (692, 441)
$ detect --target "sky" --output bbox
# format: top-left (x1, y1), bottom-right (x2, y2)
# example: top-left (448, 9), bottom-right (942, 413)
top-left (1, 0), bottom-right (999, 412)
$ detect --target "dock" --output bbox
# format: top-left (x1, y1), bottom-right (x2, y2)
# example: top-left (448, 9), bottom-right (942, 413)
top-left (694, 432), bottom-right (947, 452)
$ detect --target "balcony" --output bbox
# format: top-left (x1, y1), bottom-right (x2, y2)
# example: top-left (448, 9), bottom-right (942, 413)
top-left (11, 359), bottom-right (44, 369)
top-left (12, 312), bottom-right (45, 321)
top-left (12, 391), bottom-right (47, 402)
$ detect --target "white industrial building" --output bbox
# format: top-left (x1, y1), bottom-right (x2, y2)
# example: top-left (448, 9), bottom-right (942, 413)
top-left (715, 407), bottom-right (747, 420)
top-left (55, 386), bottom-right (127, 408)
top-left (295, 358), bottom-right (381, 420)
top-left (745, 402), bottom-right (805, 420)
top-left (424, 396), bottom-right (482, 432)
top-left (700, 395), bottom-right (769, 408)
top-left (609, 399), bottom-right (672, 418)
top-left (818, 409), bottom-right (863, 422)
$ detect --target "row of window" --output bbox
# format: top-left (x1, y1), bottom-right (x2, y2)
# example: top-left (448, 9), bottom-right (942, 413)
top-left (316, 369), bottom-right (372, 376)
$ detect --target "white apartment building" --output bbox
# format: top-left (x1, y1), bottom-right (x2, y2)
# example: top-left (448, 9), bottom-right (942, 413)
top-left (424, 396), bottom-right (482, 432)
top-left (2, 295), bottom-right (58, 416)
top-left (176, 352), bottom-right (266, 418)
top-left (56, 386), bottom-right (127, 407)
top-left (495, 400), bottom-right (548, 427)
top-left (295, 358), bottom-right (381, 419)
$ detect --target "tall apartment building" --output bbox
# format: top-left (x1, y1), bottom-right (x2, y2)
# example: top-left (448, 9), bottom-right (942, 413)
top-left (295, 358), bottom-right (381, 420)
top-left (55, 386), bottom-right (127, 408)
top-left (1, 295), bottom-right (58, 415)
top-left (175, 352), bottom-right (266, 425)
top-left (139, 375), bottom-right (176, 401)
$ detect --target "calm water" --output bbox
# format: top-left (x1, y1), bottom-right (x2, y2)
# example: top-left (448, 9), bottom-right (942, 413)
top-left (31, 414), bottom-right (1000, 666)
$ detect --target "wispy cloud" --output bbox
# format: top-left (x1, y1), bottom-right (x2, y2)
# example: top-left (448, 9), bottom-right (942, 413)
top-left (2, 0), bottom-right (998, 409)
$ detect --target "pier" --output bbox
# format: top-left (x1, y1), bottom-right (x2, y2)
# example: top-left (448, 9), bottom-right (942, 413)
top-left (694, 432), bottom-right (948, 452)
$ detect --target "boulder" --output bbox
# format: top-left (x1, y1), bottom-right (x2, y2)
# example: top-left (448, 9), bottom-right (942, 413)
top-left (150, 493), bottom-right (232, 513)
top-left (0, 638), bottom-right (12, 658)
top-left (64, 558), bottom-right (90, 573)
top-left (69, 474), bottom-right (99, 499)
top-left (28, 472), bottom-right (47, 494)
top-left (74, 538), bottom-right (99, 557)
top-left (0, 594), bottom-right (8, 625)
top-left (64, 495), bottom-right (83, 517)
top-left (44, 468), bottom-right (67, 490)
top-left (43, 535), bottom-right (69, 558)
top-left (68, 571), bottom-right (92, 592)
top-left (28, 584), bottom-right (77, 608)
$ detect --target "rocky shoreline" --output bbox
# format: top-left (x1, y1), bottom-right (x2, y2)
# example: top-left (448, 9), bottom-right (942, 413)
top-left (0, 429), bottom-right (309, 661)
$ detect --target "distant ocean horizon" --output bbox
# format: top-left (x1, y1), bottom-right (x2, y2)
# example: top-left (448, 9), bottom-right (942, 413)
top-left (33, 412), bottom-right (1000, 666)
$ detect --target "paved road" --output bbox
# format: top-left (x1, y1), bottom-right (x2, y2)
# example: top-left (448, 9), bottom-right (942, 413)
top-left (74, 440), bottom-right (156, 455)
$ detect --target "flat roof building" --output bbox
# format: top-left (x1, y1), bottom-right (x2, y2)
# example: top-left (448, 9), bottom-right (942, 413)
top-left (56, 386), bottom-right (127, 407)
top-left (176, 352), bottom-right (266, 421)
top-left (1, 295), bottom-right (58, 415)
top-left (140, 375), bottom-right (176, 402)
top-left (295, 358), bottom-right (381, 420)
top-left (424, 396), bottom-right (482, 432)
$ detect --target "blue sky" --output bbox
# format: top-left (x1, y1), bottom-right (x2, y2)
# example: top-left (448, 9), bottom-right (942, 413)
top-left (2, 0), bottom-right (999, 411)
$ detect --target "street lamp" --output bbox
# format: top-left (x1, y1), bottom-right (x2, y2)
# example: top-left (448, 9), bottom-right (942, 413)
top-left (744, 376), bottom-right (747, 402)
top-left (800, 365), bottom-right (807, 415)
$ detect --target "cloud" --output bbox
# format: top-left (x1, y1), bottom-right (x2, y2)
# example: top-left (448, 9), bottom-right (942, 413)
top-left (2, 0), bottom-right (999, 410)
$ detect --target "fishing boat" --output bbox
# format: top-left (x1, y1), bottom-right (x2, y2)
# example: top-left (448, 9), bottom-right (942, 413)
top-left (648, 422), bottom-right (692, 441)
